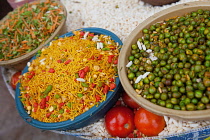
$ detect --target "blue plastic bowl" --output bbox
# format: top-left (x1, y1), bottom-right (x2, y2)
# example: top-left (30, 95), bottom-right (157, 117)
top-left (15, 27), bottom-right (123, 130)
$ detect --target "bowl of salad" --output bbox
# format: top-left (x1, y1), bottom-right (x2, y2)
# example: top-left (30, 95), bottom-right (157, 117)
top-left (0, 0), bottom-right (66, 71)
top-left (118, 1), bottom-right (210, 121)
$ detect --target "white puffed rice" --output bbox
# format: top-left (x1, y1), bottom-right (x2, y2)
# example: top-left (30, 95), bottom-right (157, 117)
top-left (3, 0), bottom-right (210, 139)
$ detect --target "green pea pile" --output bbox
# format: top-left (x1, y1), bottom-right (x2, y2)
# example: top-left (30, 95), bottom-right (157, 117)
top-left (127, 9), bottom-right (210, 111)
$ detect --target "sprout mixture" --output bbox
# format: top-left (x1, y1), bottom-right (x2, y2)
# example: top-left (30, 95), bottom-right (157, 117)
top-left (127, 9), bottom-right (210, 111)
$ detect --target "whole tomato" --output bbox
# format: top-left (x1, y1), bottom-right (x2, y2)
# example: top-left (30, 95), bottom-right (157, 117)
top-left (10, 71), bottom-right (21, 90)
top-left (105, 106), bottom-right (135, 138)
top-left (134, 108), bottom-right (166, 136)
top-left (122, 91), bottom-right (140, 109)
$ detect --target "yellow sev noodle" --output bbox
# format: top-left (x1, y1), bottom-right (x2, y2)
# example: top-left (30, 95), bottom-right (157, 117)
top-left (19, 31), bottom-right (120, 122)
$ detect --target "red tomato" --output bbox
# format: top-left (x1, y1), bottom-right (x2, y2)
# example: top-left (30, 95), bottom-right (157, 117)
top-left (134, 108), bottom-right (166, 136)
top-left (122, 91), bottom-right (140, 109)
top-left (105, 106), bottom-right (135, 138)
top-left (10, 71), bottom-right (21, 90)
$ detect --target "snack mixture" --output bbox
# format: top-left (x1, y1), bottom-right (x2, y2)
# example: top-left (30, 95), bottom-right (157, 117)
top-left (19, 31), bottom-right (120, 122)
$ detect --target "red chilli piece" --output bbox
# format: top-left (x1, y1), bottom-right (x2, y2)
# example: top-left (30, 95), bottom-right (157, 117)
top-left (97, 54), bottom-right (103, 60)
top-left (46, 112), bottom-right (52, 118)
top-left (48, 68), bottom-right (55, 73)
top-left (84, 66), bottom-right (89, 73)
top-left (46, 96), bottom-right (50, 102)
top-left (33, 102), bottom-right (38, 108)
top-left (113, 59), bottom-right (118, 64)
top-left (88, 33), bottom-right (94, 37)
top-left (40, 104), bottom-right (46, 109)
top-left (109, 83), bottom-right (116, 90)
top-left (33, 108), bottom-right (38, 112)
top-left (66, 109), bottom-right (70, 113)
top-left (27, 74), bottom-right (34, 79)
top-left (109, 45), bottom-right (116, 50)
top-left (57, 59), bottom-right (62, 63)
top-left (80, 99), bottom-right (84, 104)
top-left (79, 70), bottom-right (85, 78)
top-left (88, 56), bottom-right (95, 60)
top-left (91, 83), bottom-right (96, 88)
top-left (40, 98), bottom-right (46, 105)
top-left (109, 78), bottom-right (114, 82)
top-left (30, 71), bottom-right (35, 76)
top-left (108, 55), bottom-right (115, 63)
top-left (64, 59), bottom-right (71, 65)
top-left (59, 102), bottom-right (65, 108)
top-left (80, 31), bottom-right (85, 36)
top-left (103, 85), bottom-right (110, 94)
top-left (25, 94), bottom-right (30, 99)
top-left (95, 94), bottom-right (101, 102)
top-left (45, 104), bottom-right (49, 108)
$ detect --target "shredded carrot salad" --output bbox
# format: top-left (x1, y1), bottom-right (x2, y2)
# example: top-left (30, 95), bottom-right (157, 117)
top-left (19, 31), bottom-right (120, 122)
top-left (0, 0), bottom-right (65, 61)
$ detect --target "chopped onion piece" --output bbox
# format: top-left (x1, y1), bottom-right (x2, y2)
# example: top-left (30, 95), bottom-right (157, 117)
top-left (137, 41), bottom-right (142, 50)
top-left (83, 31), bottom-right (89, 39)
top-left (142, 72), bottom-right (150, 78)
top-left (135, 75), bottom-right (142, 83)
top-left (92, 36), bottom-right (100, 41)
top-left (146, 49), bottom-right (152, 53)
top-left (142, 43), bottom-right (146, 50)
top-left (99, 42), bottom-right (103, 49)
top-left (96, 42), bottom-right (101, 49)
top-left (76, 78), bottom-right (86, 82)
top-left (126, 61), bottom-right (133, 67)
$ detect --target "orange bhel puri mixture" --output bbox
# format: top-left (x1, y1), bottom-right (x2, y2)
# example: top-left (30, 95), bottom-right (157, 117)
top-left (19, 31), bottom-right (120, 122)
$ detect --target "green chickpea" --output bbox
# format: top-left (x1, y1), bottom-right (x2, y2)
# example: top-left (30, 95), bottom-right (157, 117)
top-left (191, 98), bottom-right (198, 104)
top-left (172, 92), bottom-right (182, 98)
top-left (187, 91), bottom-right (194, 99)
top-left (146, 94), bottom-right (154, 99)
top-left (201, 96), bottom-right (210, 104)
top-left (148, 86), bottom-right (157, 94)
top-left (131, 44), bottom-right (138, 50)
top-left (150, 98), bottom-right (157, 104)
top-left (197, 82), bottom-right (206, 91)
top-left (154, 93), bottom-right (160, 99)
top-left (128, 73), bottom-right (135, 80)
top-left (133, 59), bottom-right (140, 65)
top-left (174, 73), bottom-right (181, 80)
top-left (128, 55), bottom-right (135, 61)
top-left (173, 105), bottom-right (181, 110)
top-left (166, 103), bottom-right (173, 109)
top-left (171, 98), bottom-right (179, 104)
top-left (186, 85), bottom-right (194, 91)
top-left (197, 103), bottom-right (206, 110)
top-left (160, 93), bottom-right (168, 101)
top-left (148, 74), bottom-right (155, 81)
top-left (186, 103), bottom-right (196, 111)
top-left (195, 90), bottom-right (203, 98)
top-left (159, 100), bottom-right (166, 107)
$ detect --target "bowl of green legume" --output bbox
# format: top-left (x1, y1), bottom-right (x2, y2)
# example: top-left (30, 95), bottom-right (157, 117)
top-left (118, 1), bottom-right (210, 121)
top-left (0, 0), bottom-right (66, 71)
